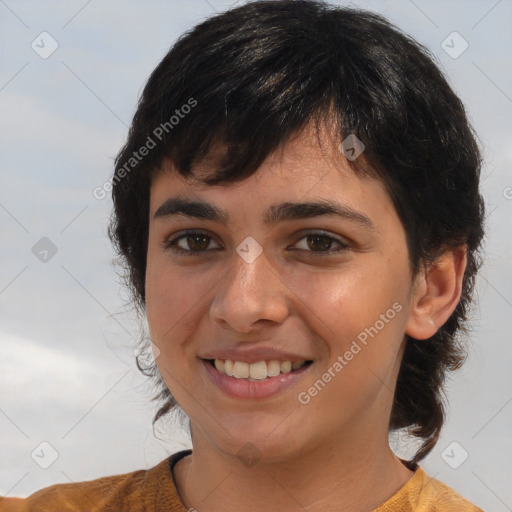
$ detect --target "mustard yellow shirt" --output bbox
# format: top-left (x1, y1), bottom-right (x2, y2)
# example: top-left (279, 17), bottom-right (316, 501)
top-left (0, 450), bottom-right (484, 511)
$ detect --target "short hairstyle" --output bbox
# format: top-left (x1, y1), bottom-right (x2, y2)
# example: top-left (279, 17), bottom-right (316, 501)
top-left (109, 0), bottom-right (485, 464)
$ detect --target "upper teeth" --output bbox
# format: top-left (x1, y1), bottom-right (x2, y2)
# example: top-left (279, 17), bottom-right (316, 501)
top-left (213, 359), bottom-right (307, 380)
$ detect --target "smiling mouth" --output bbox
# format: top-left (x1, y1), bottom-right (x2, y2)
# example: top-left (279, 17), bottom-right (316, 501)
top-left (206, 359), bottom-right (313, 381)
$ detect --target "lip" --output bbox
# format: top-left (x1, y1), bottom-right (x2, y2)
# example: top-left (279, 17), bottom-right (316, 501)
top-left (200, 347), bottom-right (312, 364)
top-left (202, 358), bottom-right (313, 399)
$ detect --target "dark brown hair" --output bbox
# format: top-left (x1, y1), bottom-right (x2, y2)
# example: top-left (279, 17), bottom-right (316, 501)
top-left (108, 0), bottom-right (485, 464)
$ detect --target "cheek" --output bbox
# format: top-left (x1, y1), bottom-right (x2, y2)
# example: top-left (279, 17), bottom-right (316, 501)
top-left (285, 260), bottom-right (408, 336)
top-left (145, 257), bottom-right (207, 353)
top-left (286, 262), bottom-right (411, 406)
top-left (145, 265), bottom-right (205, 402)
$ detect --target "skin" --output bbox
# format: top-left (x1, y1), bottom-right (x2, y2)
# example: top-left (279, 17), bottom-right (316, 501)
top-left (145, 122), bottom-right (466, 512)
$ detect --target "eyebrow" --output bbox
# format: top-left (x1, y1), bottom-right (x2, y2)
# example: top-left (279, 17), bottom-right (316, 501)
top-left (153, 197), bottom-right (374, 229)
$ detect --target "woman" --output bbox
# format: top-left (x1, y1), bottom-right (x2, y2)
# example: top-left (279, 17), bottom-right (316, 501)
top-left (1, 1), bottom-right (485, 510)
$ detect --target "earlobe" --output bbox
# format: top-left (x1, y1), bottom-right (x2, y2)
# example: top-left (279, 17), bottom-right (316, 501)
top-left (405, 247), bottom-right (467, 340)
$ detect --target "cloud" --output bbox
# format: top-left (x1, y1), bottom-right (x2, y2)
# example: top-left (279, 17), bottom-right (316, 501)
top-left (0, 332), bottom-right (117, 412)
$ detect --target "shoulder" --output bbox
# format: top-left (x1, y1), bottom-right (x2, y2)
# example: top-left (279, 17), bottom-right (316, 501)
top-left (0, 456), bottom-right (184, 512)
top-left (0, 467), bottom-right (151, 512)
top-left (376, 467), bottom-right (484, 512)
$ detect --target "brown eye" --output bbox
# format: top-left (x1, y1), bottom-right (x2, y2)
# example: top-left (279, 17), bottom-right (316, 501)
top-left (306, 234), bottom-right (335, 252)
top-left (292, 231), bottom-right (350, 255)
top-left (185, 233), bottom-right (210, 251)
top-left (164, 231), bottom-right (221, 255)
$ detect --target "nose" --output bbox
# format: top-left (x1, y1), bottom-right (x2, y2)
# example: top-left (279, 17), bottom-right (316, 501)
top-left (209, 247), bottom-right (290, 334)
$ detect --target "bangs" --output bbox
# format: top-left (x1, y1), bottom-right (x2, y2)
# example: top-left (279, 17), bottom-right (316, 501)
top-left (136, 5), bottom-right (392, 185)
top-left (148, 48), bottom-right (340, 184)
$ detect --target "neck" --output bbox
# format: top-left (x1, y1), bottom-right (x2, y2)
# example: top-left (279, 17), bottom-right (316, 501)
top-left (173, 429), bottom-right (414, 512)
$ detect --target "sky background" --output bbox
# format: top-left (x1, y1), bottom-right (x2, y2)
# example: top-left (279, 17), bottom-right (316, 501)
top-left (0, 0), bottom-right (511, 509)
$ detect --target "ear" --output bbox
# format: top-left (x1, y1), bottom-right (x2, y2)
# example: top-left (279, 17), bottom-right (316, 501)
top-left (405, 246), bottom-right (467, 340)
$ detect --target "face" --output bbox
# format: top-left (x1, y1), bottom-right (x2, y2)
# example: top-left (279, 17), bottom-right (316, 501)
top-left (145, 124), bottom-right (417, 464)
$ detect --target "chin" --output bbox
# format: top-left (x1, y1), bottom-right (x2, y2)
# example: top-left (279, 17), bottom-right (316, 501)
top-left (200, 412), bottom-right (309, 465)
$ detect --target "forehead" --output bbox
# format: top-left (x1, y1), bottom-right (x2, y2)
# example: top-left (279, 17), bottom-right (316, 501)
top-left (149, 123), bottom-right (394, 227)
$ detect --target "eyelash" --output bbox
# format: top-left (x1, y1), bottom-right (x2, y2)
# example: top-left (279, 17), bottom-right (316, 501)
top-left (163, 230), bottom-right (350, 257)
